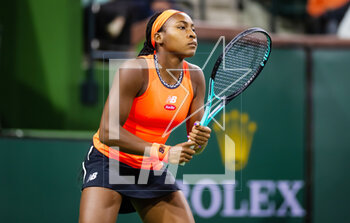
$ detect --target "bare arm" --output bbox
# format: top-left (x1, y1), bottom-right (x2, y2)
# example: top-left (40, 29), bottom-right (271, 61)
top-left (98, 59), bottom-right (152, 155)
top-left (186, 64), bottom-right (205, 132)
top-left (186, 63), bottom-right (211, 153)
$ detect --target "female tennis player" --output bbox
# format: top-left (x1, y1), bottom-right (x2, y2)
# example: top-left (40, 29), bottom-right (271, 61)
top-left (79, 9), bottom-right (211, 223)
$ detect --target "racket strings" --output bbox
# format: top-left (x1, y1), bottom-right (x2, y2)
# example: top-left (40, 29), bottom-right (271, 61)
top-left (213, 32), bottom-right (269, 98)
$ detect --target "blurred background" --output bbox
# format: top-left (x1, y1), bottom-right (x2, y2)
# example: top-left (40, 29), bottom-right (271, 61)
top-left (1, 0), bottom-right (350, 222)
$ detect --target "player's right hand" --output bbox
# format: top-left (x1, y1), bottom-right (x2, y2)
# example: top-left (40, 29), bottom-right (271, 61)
top-left (168, 141), bottom-right (196, 164)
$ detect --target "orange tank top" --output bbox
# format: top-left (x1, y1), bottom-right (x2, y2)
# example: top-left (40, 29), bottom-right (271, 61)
top-left (93, 54), bottom-right (194, 170)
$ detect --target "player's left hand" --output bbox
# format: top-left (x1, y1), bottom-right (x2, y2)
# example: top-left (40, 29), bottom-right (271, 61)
top-left (188, 121), bottom-right (211, 154)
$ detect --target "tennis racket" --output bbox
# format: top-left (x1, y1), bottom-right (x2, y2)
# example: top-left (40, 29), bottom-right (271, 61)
top-left (182, 27), bottom-right (271, 165)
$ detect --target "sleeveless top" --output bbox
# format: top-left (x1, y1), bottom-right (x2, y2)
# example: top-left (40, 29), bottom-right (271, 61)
top-left (93, 54), bottom-right (194, 170)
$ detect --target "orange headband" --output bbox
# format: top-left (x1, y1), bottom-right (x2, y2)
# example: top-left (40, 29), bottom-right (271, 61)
top-left (151, 9), bottom-right (182, 50)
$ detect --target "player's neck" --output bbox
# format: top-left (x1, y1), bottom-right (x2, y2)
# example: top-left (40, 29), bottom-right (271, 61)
top-left (155, 52), bottom-right (183, 82)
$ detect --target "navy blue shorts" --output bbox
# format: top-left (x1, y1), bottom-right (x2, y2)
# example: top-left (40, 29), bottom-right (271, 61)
top-left (81, 144), bottom-right (180, 213)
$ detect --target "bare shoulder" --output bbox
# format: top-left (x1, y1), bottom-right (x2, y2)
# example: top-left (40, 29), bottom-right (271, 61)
top-left (117, 57), bottom-right (148, 85)
top-left (120, 57), bottom-right (148, 70)
top-left (187, 62), bottom-right (204, 77)
top-left (110, 57), bottom-right (149, 97)
top-left (186, 62), bottom-right (205, 89)
top-left (119, 57), bottom-right (148, 77)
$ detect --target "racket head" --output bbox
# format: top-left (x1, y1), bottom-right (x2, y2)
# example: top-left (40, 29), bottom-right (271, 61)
top-left (210, 27), bottom-right (272, 103)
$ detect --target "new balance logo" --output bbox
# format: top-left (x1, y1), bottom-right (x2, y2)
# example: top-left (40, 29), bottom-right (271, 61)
top-left (166, 96), bottom-right (177, 104)
top-left (86, 172), bottom-right (98, 183)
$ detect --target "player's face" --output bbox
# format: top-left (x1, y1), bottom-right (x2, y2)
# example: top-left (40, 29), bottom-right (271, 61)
top-left (159, 13), bottom-right (197, 57)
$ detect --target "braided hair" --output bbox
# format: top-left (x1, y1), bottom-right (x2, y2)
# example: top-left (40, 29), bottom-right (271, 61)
top-left (138, 12), bottom-right (163, 56)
